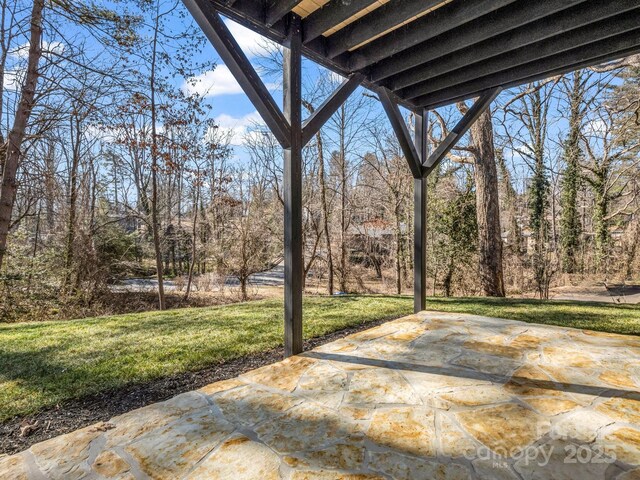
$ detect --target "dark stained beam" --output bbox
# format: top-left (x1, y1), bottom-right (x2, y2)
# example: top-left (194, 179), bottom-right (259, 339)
top-left (199, 0), bottom-right (287, 42)
top-left (266, 0), bottom-right (301, 27)
top-left (413, 109), bottom-right (427, 313)
top-left (425, 44), bottom-right (640, 111)
top-left (185, 0), bottom-right (344, 77)
top-left (325, 0), bottom-right (445, 59)
top-left (390, 0), bottom-right (639, 91)
top-left (182, 0), bottom-right (291, 147)
top-left (366, 0), bottom-right (586, 81)
top-left (301, 73), bottom-right (363, 146)
top-left (283, 14), bottom-right (304, 357)
top-left (402, 10), bottom-right (640, 100)
top-left (378, 88), bottom-right (422, 179)
top-left (415, 30), bottom-right (640, 109)
top-left (423, 89), bottom-right (500, 176)
top-left (414, 176), bottom-right (427, 311)
top-left (302, 0), bottom-right (376, 43)
top-left (351, 0), bottom-right (520, 74)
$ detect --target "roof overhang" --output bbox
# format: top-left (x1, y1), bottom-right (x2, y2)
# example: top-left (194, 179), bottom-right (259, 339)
top-left (186, 0), bottom-right (640, 112)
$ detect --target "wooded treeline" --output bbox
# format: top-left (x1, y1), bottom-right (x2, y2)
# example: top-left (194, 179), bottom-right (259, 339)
top-left (1, 0), bottom-right (639, 322)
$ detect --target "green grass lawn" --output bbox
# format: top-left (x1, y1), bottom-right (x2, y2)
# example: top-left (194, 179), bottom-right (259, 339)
top-left (1, 295), bottom-right (639, 422)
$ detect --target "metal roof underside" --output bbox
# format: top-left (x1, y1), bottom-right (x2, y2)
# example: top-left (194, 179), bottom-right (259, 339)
top-left (196, 0), bottom-right (640, 111)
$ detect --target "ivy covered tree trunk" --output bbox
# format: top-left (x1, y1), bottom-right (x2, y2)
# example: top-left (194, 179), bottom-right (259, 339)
top-left (560, 71), bottom-right (584, 274)
top-left (522, 88), bottom-right (553, 299)
top-left (530, 139), bottom-right (551, 298)
top-left (592, 168), bottom-right (610, 273)
top-left (469, 109), bottom-right (505, 297)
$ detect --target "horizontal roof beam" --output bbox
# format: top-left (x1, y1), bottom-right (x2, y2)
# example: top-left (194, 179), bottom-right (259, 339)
top-left (389, 0), bottom-right (639, 91)
top-left (302, 0), bottom-right (377, 43)
top-left (402, 10), bottom-right (640, 100)
top-left (422, 44), bottom-right (640, 111)
top-left (266, 0), bottom-right (302, 27)
top-left (415, 29), bottom-right (640, 109)
top-left (350, 0), bottom-right (519, 74)
top-left (366, 0), bottom-right (586, 82)
top-left (325, 0), bottom-right (446, 59)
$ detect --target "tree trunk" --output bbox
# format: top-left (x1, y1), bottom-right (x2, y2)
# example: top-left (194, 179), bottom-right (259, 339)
top-left (45, 142), bottom-right (56, 230)
top-left (0, 0), bottom-right (44, 270)
top-left (593, 171), bottom-right (609, 274)
top-left (317, 133), bottom-right (334, 295)
top-left (63, 116), bottom-right (81, 291)
top-left (443, 257), bottom-right (454, 297)
top-left (469, 109), bottom-right (505, 297)
top-left (625, 218), bottom-right (639, 279)
top-left (150, 2), bottom-right (165, 310)
top-left (394, 205), bottom-right (402, 295)
top-left (184, 177), bottom-right (200, 300)
top-left (240, 275), bottom-right (248, 301)
top-left (338, 106), bottom-right (348, 293)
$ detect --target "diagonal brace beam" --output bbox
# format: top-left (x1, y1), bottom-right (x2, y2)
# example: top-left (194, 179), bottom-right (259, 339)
top-left (301, 74), bottom-right (363, 146)
top-left (423, 88), bottom-right (501, 177)
top-left (378, 88), bottom-right (422, 179)
top-left (182, 0), bottom-right (291, 148)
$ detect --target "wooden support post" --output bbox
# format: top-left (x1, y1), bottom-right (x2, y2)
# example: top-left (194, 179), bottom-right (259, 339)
top-left (283, 14), bottom-right (303, 357)
top-left (414, 109), bottom-right (427, 313)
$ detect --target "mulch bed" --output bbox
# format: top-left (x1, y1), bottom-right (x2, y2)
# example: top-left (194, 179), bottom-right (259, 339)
top-left (0, 315), bottom-right (400, 455)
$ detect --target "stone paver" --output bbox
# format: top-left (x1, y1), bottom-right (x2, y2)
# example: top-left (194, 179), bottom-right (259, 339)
top-left (2, 311), bottom-right (640, 479)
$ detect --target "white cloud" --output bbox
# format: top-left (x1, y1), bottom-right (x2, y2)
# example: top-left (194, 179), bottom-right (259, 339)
top-left (328, 71), bottom-right (346, 84)
top-left (585, 118), bottom-right (607, 136)
top-left (11, 41), bottom-right (65, 60)
top-left (214, 110), bottom-right (264, 146)
top-left (184, 65), bottom-right (244, 97)
top-left (5, 41), bottom-right (66, 91)
top-left (183, 64), bottom-right (279, 98)
top-left (224, 19), bottom-right (278, 59)
top-left (3, 69), bottom-right (22, 91)
top-left (182, 18), bottom-right (281, 98)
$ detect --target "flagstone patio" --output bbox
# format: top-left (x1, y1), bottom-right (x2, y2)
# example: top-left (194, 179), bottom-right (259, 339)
top-left (2, 311), bottom-right (640, 479)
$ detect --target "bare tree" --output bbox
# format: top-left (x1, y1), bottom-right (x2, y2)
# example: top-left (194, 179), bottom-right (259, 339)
top-left (0, 0), bottom-right (44, 270)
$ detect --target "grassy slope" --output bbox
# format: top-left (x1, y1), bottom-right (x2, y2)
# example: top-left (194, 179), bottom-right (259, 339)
top-left (0, 296), bottom-right (410, 421)
top-left (423, 296), bottom-right (640, 336)
top-left (1, 295), bottom-right (639, 421)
